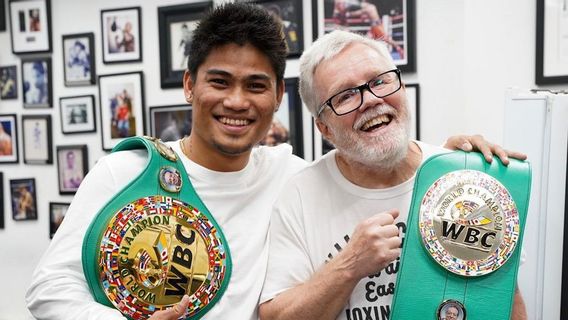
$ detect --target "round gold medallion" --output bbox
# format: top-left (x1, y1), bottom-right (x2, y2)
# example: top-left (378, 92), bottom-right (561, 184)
top-left (419, 170), bottom-right (520, 276)
top-left (98, 196), bottom-right (229, 318)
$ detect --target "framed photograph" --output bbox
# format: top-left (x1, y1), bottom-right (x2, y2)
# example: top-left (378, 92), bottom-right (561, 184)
top-left (312, 0), bottom-right (416, 72)
top-left (8, 0), bottom-right (52, 54)
top-left (158, 2), bottom-right (211, 88)
top-left (10, 178), bottom-right (37, 221)
top-left (98, 71), bottom-right (145, 150)
top-left (21, 56), bottom-right (51, 108)
top-left (260, 78), bottom-right (304, 157)
top-left (0, 114), bottom-right (19, 163)
top-left (0, 172), bottom-right (4, 229)
top-left (49, 202), bottom-right (69, 238)
top-left (62, 32), bottom-right (96, 86)
top-left (253, 0), bottom-right (304, 57)
top-left (22, 114), bottom-right (52, 164)
top-left (101, 7), bottom-right (142, 64)
top-left (149, 104), bottom-right (192, 142)
top-left (0, 65), bottom-right (18, 99)
top-left (536, 0), bottom-right (568, 84)
top-left (59, 95), bottom-right (96, 134)
top-left (405, 83), bottom-right (420, 140)
top-left (56, 145), bottom-right (88, 195)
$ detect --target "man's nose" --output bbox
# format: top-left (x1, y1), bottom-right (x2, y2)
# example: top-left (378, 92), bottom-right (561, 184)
top-left (358, 86), bottom-right (384, 113)
top-left (223, 87), bottom-right (251, 110)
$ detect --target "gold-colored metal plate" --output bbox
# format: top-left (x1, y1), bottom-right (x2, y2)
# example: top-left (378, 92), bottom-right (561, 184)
top-left (419, 170), bottom-right (520, 276)
top-left (98, 196), bottom-right (229, 318)
top-left (143, 136), bottom-right (177, 162)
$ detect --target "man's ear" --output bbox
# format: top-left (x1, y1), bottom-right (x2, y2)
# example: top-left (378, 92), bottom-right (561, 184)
top-left (275, 79), bottom-right (285, 112)
top-left (315, 117), bottom-right (332, 142)
top-left (183, 70), bottom-right (194, 104)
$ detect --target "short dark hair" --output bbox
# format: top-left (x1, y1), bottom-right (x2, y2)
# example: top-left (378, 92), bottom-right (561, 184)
top-left (188, 2), bottom-right (287, 84)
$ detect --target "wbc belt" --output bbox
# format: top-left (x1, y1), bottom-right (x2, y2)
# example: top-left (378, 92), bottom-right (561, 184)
top-left (82, 136), bottom-right (232, 320)
top-left (391, 151), bottom-right (531, 320)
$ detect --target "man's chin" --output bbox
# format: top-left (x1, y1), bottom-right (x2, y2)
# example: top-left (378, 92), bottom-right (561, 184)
top-left (213, 141), bottom-right (255, 156)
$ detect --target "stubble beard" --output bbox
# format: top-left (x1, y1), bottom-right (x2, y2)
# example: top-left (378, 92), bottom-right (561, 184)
top-left (329, 103), bottom-right (411, 170)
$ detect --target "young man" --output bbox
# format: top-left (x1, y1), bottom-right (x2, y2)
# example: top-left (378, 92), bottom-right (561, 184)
top-left (26, 4), bottom-right (521, 320)
top-left (259, 30), bottom-right (527, 320)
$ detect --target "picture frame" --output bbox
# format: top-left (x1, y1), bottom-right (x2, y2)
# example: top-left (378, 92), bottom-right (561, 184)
top-left (98, 71), bottom-right (145, 150)
top-left (62, 32), bottom-right (96, 86)
top-left (0, 65), bottom-right (18, 100)
top-left (49, 202), bottom-right (70, 238)
top-left (0, 114), bottom-right (19, 163)
top-left (158, 2), bottom-right (212, 88)
top-left (535, 0), bottom-right (568, 84)
top-left (259, 78), bottom-right (304, 157)
top-left (149, 104), bottom-right (192, 142)
top-left (101, 7), bottom-right (142, 64)
top-left (1, 0), bottom-right (6, 32)
top-left (9, 0), bottom-right (52, 54)
top-left (56, 145), bottom-right (88, 195)
top-left (10, 178), bottom-right (37, 221)
top-left (0, 172), bottom-right (4, 229)
top-left (22, 114), bottom-right (52, 164)
top-left (59, 95), bottom-right (96, 134)
top-left (21, 56), bottom-right (52, 108)
top-left (312, 0), bottom-right (416, 72)
top-left (252, 0), bottom-right (304, 58)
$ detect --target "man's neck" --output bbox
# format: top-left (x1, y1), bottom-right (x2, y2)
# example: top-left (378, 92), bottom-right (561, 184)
top-left (180, 135), bottom-right (251, 172)
top-left (335, 141), bottom-right (422, 189)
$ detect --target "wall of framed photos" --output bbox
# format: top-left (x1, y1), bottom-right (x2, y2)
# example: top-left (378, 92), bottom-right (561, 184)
top-left (0, 0), bottom-right (563, 318)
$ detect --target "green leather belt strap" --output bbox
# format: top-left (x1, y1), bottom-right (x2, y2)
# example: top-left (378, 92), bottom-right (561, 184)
top-left (82, 136), bottom-right (232, 319)
top-left (391, 151), bottom-right (531, 320)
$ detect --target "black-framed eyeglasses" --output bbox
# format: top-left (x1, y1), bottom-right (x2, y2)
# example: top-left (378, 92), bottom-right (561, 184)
top-left (316, 69), bottom-right (402, 117)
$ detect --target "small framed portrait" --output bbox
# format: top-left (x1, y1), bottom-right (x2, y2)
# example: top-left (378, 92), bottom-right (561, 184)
top-left (62, 33), bottom-right (96, 86)
top-left (536, 0), bottom-right (568, 84)
top-left (0, 114), bottom-right (19, 164)
top-left (437, 300), bottom-right (465, 320)
top-left (149, 104), bottom-right (192, 142)
top-left (59, 95), bottom-right (96, 134)
top-left (253, 0), bottom-right (304, 57)
top-left (8, 0), bottom-right (52, 54)
top-left (21, 56), bottom-right (52, 108)
top-left (259, 78), bottom-right (304, 157)
top-left (312, 0), bottom-right (416, 72)
top-left (56, 145), bottom-right (88, 195)
top-left (405, 83), bottom-right (420, 140)
top-left (98, 71), bottom-right (145, 150)
top-left (158, 2), bottom-right (211, 88)
top-left (49, 202), bottom-right (69, 238)
top-left (10, 178), bottom-right (37, 221)
top-left (22, 114), bottom-right (52, 164)
top-left (100, 7), bottom-right (142, 64)
top-left (0, 65), bottom-right (18, 100)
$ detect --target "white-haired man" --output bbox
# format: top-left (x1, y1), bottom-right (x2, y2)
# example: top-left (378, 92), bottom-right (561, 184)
top-left (259, 30), bottom-right (527, 320)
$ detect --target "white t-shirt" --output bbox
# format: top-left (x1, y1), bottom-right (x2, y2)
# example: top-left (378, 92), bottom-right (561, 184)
top-left (26, 141), bottom-right (307, 320)
top-left (261, 141), bottom-right (448, 320)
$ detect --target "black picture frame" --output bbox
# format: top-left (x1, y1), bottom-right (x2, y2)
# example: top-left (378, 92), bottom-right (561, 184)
top-left (535, 0), bottom-right (568, 84)
top-left (21, 56), bottom-right (52, 108)
top-left (0, 65), bottom-right (18, 100)
top-left (56, 144), bottom-right (88, 195)
top-left (49, 202), bottom-right (69, 238)
top-left (0, 0), bottom-right (6, 32)
top-left (149, 104), bottom-right (192, 142)
top-left (59, 95), bottom-right (96, 134)
top-left (0, 172), bottom-right (4, 229)
top-left (252, 0), bottom-right (304, 58)
top-left (260, 77), bottom-right (304, 158)
top-left (312, 0), bottom-right (416, 72)
top-left (158, 2), bottom-right (212, 88)
top-left (10, 177), bottom-right (37, 221)
top-left (22, 114), bottom-right (52, 164)
top-left (8, 0), bottom-right (52, 54)
top-left (100, 6), bottom-right (142, 64)
top-left (62, 32), bottom-right (96, 86)
top-left (98, 71), bottom-right (145, 151)
top-left (0, 113), bottom-right (19, 164)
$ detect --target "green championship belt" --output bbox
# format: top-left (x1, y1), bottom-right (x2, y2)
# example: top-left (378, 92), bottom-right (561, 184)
top-left (391, 151), bottom-right (530, 320)
top-left (82, 136), bottom-right (232, 319)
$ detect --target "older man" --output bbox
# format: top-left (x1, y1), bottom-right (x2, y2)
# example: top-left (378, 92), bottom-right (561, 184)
top-left (259, 30), bottom-right (527, 320)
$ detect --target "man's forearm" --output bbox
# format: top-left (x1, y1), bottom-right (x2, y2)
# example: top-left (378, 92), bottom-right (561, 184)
top-left (511, 286), bottom-right (527, 320)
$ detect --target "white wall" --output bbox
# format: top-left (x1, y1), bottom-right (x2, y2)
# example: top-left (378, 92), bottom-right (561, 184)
top-left (0, 0), bottom-right (564, 319)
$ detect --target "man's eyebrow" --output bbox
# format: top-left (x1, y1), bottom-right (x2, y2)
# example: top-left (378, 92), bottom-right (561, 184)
top-left (205, 69), bottom-right (231, 77)
top-left (205, 69), bottom-right (271, 82)
top-left (247, 74), bottom-right (271, 82)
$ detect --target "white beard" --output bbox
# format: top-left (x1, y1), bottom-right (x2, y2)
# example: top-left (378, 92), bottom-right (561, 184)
top-left (327, 103), bottom-right (411, 169)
